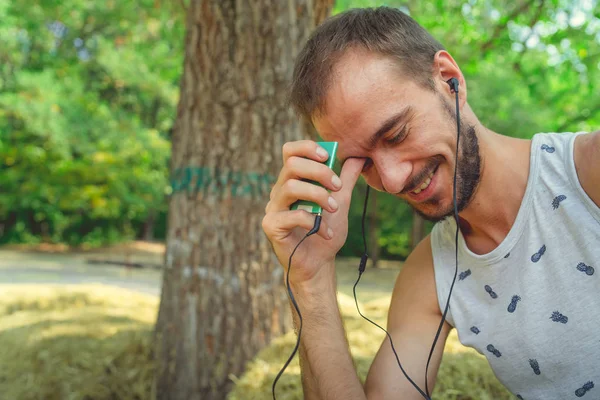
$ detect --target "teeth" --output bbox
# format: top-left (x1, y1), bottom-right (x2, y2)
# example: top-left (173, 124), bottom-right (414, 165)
top-left (420, 177), bottom-right (431, 190)
top-left (412, 170), bottom-right (435, 195)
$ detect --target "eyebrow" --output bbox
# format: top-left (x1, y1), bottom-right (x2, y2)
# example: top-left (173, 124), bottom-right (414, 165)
top-left (367, 106), bottom-right (414, 149)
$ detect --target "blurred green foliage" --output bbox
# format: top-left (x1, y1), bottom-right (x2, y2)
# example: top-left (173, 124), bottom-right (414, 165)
top-left (0, 0), bottom-right (183, 246)
top-left (1, 0), bottom-right (598, 253)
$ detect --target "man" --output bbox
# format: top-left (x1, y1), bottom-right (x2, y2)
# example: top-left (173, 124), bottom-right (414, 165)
top-left (262, 7), bottom-right (600, 399)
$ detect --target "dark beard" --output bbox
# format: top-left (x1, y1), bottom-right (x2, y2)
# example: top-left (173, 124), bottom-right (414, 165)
top-left (412, 96), bottom-right (482, 222)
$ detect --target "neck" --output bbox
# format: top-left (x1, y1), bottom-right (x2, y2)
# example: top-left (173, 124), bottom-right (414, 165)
top-left (457, 122), bottom-right (532, 254)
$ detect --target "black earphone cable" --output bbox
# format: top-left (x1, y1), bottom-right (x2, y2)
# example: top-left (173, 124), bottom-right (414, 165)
top-left (353, 185), bottom-right (432, 399)
top-left (424, 81), bottom-right (461, 397)
top-left (272, 215), bottom-right (322, 400)
top-left (354, 79), bottom-right (461, 400)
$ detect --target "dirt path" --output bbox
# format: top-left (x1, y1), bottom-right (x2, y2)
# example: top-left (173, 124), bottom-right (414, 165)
top-left (0, 244), bottom-right (402, 301)
top-left (0, 249), bottom-right (162, 296)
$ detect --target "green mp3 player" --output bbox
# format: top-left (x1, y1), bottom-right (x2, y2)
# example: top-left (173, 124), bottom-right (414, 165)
top-left (290, 141), bottom-right (338, 215)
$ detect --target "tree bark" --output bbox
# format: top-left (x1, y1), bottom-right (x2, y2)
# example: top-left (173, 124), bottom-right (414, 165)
top-left (142, 210), bottom-right (155, 242)
top-left (368, 190), bottom-right (379, 268)
top-left (154, 1), bottom-right (334, 400)
top-left (411, 210), bottom-right (425, 250)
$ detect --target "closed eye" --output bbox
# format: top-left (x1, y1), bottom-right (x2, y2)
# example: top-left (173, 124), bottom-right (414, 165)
top-left (386, 126), bottom-right (408, 145)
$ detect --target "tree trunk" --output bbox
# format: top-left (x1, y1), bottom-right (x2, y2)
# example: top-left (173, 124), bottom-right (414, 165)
top-left (368, 190), bottom-right (379, 268)
top-left (411, 210), bottom-right (425, 250)
top-left (142, 211), bottom-right (156, 242)
top-left (154, 1), bottom-right (334, 400)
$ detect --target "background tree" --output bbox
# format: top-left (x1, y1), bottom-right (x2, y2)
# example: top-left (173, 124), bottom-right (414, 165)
top-left (153, 1), bottom-right (333, 399)
top-left (0, 0), bottom-right (183, 246)
top-left (3, 0), bottom-right (597, 267)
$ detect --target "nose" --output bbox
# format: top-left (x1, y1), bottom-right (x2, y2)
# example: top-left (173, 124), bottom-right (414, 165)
top-left (373, 155), bottom-right (412, 194)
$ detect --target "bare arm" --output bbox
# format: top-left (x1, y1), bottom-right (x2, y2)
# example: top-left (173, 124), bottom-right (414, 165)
top-left (262, 140), bottom-right (450, 399)
top-left (574, 130), bottom-right (600, 207)
top-left (262, 140), bottom-right (369, 399)
top-left (292, 236), bottom-right (450, 400)
top-left (292, 271), bottom-right (366, 400)
top-left (365, 235), bottom-right (451, 399)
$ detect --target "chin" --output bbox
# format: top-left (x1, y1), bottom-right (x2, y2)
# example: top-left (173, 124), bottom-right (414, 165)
top-left (413, 207), bottom-right (451, 223)
top-left (410, 196), bottom-right (455, 223)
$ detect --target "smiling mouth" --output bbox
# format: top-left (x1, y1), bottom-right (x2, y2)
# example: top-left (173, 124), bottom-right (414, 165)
top-left (408, 164), bottom-right (440, 195)
top-left (411, 170), bottom-right (434, 194)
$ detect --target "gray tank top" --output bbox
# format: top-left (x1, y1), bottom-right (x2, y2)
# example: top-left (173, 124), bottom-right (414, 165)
top-left (431, 132), bottom-right (600, 399)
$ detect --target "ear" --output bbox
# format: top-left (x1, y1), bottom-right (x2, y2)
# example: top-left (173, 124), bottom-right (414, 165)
top-left (433, 50), bottom-right (467, 108)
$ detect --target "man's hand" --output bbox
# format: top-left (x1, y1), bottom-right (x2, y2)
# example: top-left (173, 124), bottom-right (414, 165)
top-left (262, 140), bottom-right (365, 286)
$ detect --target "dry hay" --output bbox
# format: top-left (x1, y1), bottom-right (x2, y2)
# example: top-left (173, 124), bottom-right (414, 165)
top-left (0, 284), bottom-right (157, 400)
top-left (228, 293), bottom-right (513, 400)
top-left (0, 284), bottom-right (512, 399)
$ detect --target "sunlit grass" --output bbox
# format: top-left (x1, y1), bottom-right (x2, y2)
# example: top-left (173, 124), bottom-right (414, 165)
top-left (0, 261), bottom-right (512, 399)
top-left (0, 284), bottom-right (157, 400)
top-left (229, 291), bottom-right (512, 400)
top-left (229, 259), bottom-right (513, 399)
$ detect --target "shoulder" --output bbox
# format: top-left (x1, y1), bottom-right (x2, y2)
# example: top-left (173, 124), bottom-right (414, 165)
top-left (388, 235), bottom-right (441, 323)
top-left (573, 130), bottom-right (600, 207)
top-left (403, 233), bottom-right (434, 274)
top-left (398, 234), bottom-right (434, 285)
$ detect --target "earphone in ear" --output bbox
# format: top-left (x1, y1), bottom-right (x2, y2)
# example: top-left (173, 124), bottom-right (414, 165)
top-left (447, 77), bottom-right (459, 93)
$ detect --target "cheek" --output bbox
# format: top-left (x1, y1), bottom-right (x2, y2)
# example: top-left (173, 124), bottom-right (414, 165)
top-left (361, 169), bottom-right (384, 192)
top-left (438, 164), bottom-right (456, 198)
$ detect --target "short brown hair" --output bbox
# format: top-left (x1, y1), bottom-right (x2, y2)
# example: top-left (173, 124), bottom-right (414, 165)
top-left (289, 7), bottom-right (446, 122)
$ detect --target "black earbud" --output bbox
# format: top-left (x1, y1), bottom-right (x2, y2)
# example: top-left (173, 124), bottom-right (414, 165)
top-left (447, 77), bottom-right (459, 93)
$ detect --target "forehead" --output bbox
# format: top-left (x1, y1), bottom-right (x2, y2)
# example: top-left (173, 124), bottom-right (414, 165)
top-left (313, 49), bottom-right (416, 144)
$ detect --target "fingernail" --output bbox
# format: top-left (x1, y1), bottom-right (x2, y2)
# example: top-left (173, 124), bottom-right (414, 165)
top-left (327, 228), bottom-right (333, 239)
top-left (328, 196), bottom-right (338, 210)
top-left (331, 175), bottom-right (342, 189)
top-left (316, 146), bottom-right (328, 159)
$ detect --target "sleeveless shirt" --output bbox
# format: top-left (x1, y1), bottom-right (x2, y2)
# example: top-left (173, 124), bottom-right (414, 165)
top-left (431, 132), bottom-right (600, 399)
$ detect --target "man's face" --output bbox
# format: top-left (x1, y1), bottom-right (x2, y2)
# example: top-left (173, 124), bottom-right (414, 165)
top-left (313, 50), bottom-right (481, 221)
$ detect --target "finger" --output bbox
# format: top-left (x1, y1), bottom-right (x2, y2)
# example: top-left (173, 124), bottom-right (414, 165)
top-left (282, 140), bottom-right (331, 164)
top-left (275, 156), bottom-right (342, 193)
top-left (262, 210), bottom-right (332, 241)
top-left (333, 157), bottom-right (366, 208)
top-left (271, 141), bottom-right (336, 201)
top-left (271, 178), bottom-right (338, 213)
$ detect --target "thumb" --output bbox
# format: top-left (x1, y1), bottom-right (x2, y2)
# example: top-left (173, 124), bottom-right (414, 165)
top-left (333, 157), bottom-right (366, 208)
